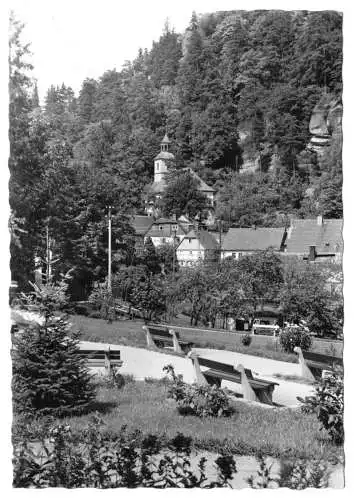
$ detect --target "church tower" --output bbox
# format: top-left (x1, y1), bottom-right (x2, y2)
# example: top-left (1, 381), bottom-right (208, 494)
top-left (154, 133), bottom-right (175, 184)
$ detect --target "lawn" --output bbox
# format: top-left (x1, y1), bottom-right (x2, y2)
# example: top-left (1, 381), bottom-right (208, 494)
top-left (43, 378), bottom-right (339, 462)
top-left (71, 315), bottom-right (342, 363)
top-left (71, 315), bottom-right (298, 362)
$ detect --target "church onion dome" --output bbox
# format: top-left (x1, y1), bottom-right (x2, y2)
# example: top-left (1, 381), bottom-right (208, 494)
top-left (154, 150), bottom-right (175, 160)
top-left (161, 133), bottom-right (171, 145)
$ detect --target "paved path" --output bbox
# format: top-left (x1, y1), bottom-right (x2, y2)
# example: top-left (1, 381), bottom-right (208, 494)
top-left (80, 341), bottom-right (314, 407)
top-left (80, 340), bottom-right (196, 382)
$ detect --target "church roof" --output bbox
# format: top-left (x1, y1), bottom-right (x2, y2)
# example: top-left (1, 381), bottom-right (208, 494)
top-left (161, 133), bottom-right (171, 144)
top-left (150, 180), bottom-right (167, 193)
top-left (183, 168), bottom-right (216, 193)
top-left (154, 151), bottom-right (175, 161)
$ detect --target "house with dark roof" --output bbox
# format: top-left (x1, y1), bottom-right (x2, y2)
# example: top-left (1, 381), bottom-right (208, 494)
top-left (131, 215), bottom-right (154, 235)
top-left (221, 227), bottom-right (287, 260)
top-left (284, 215), bottom-right (343, 262)
top-left (128, 215), bottom-right (154, 257)
top-left (176, 229), bottom-right (219, 267)
top-left (144, 215), bottom-right (188, 247)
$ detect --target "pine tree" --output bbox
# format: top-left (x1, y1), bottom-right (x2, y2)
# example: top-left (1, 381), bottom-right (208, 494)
top-left (12, 278), bottom-right (95, 417)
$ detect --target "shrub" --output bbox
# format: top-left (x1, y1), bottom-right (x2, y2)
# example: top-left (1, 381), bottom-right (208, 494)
top-left (95, 368), bottom-right (126, 390)
top-left (241, 333), bottom-right (252, 346)
top-left (12, 280), bottom-right (96, 417)
top-left (163, 365), bottom-right (233, 418)
top-left (88, 281), bottom-right (116, 321)
top-left (298, 370), bottom-right (344, 445)
top-left (13, 417), bottom-right (237, 488)
top-left (279, 325), bottom-right (312, 353)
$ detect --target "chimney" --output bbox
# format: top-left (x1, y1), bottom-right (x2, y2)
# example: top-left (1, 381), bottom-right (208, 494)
top-left (172, 213), bottom-right (176, 221)
top-left (317, 215), bottom-right (323, 226)
top-left (308, 245), bottom-right (316, 262)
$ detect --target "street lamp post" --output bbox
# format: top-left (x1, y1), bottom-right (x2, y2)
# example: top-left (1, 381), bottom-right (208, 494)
top-left (172, 228), bottom-right (177, 280)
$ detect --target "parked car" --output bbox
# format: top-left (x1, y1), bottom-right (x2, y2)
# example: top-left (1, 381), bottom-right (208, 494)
top-left (251, 319), bottom-right (280, 337)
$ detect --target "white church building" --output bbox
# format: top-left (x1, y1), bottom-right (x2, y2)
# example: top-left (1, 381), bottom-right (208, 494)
top-left (145, 134), bottom-right (216, 217)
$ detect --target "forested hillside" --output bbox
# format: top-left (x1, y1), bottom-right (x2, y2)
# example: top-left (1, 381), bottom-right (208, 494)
top-left (9, 10), bottom-right (342, 294)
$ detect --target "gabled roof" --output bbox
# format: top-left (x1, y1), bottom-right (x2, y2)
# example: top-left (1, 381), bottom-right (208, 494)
top-left (183, 168), bottom-right (216, 193)
top-left (145, 218), bottom-right (187, 238)
top-left (131, 215), bottom-right (154, 235)
top-left (178, 229), bottom-right (219, 250)
top-left (222, 227), bottom-right (286, 251)
top-left (285, 218), bottom-right (343, 255)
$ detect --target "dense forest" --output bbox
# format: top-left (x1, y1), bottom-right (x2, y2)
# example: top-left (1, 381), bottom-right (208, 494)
top-left (9, 10), bottom-right (342, 296)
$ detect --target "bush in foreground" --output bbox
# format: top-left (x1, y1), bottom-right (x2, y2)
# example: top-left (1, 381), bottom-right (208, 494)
top-left (13, 417), bottom-right (236, 488)
top-left (13, 417), bottom-right (339, 488)
top-left (298, 370), bottom-right (344, 445)
top-left (279, 325), bottom-right (312, 353)
top-left (163, 365), bottom-right (233, 418)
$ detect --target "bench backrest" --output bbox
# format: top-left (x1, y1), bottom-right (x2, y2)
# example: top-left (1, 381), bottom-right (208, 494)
top-left (147, 325), bottom-right (181, 340)
top-left (79, 349), bottom-right (121, 360)
top-left (302, 350), bottom-right (342, 366)
top-left (197, 357), bottom-right (253, 379)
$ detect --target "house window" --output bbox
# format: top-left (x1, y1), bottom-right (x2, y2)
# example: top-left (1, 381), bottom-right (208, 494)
top-left (232, 252), bottom-right (236, 259)
top-left (162, 238), bottom-right (166, 243)
top-left (159, 225), bottom-right (163, 231)
top-left (172, 224), bottom-right (178, 231)
top-left (189, 251), bottom-right (193, 255)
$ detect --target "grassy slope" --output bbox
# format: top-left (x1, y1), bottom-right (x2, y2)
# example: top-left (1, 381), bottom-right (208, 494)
top-left (71, 315), bottom-right (342, 362)
top-left (59, 379), bottom-right (337, 461)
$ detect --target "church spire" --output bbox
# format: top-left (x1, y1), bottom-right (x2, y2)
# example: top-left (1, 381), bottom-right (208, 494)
top-left (160, 132), bottom-right (171, 152)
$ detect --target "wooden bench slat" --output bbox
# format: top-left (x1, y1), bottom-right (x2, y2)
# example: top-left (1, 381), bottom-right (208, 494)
top-left (203, 368), bottom-right (276, 389)
top-left (197, 357), bottom-right (236, 374)
top-left (303, 351), bottom-right (342, 365)
top-left (146, 325), bottom-right (192, 352)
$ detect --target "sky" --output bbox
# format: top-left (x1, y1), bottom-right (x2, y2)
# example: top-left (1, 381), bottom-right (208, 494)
top-left (9, 0), bottom-right (241, 102)
top-left (8, 0), bottom-right (348, 102)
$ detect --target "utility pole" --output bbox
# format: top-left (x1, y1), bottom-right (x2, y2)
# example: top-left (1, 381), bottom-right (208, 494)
top-left (172, 228), bottom-right (177, 280)
top-left (46, 223), bottom-right (50, 284)
top-left (218, 219), bottom-right (222, 269)
top-left (107, 206), bottom-right (112, 292)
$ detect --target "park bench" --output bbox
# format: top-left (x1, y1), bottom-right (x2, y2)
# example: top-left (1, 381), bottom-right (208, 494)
top-left (142, 325), bottom-right (194, 355)
top-left (294, 347), bottom-right (343, 381)
top-left (188, 353), bottom-right (278, 406)
top-left (79, 347), bottom-right (123, 376)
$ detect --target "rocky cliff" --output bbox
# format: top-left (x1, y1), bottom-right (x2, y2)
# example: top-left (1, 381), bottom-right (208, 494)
top-left (308, 94), bottom-right (342, 156)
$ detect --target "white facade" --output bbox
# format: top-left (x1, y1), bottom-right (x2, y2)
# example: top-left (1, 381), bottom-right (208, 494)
top-left (176, 237), bottom-right (206, 267)
top-left (154, 159), bottom-right (168, 183)
top-left (149, 234), bottom-right (185, 248)
top-left (221, 251), bottom-right (242, 260)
